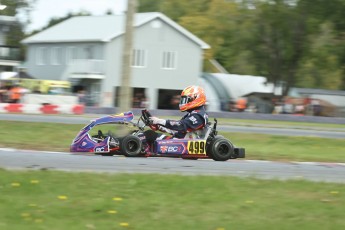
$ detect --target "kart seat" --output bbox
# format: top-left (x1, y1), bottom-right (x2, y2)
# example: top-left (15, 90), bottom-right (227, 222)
top-left (185, 124), bottom-right (212, 140)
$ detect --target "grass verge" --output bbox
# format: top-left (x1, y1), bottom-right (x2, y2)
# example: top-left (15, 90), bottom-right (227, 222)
top-left (1, 170), bottom-right (345, 230)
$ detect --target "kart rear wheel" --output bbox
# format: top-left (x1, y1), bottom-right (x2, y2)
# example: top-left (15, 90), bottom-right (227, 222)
top-left (208, 136), bottom-right (234, 161)
top-left (120, 135), bottom-right (142, 157)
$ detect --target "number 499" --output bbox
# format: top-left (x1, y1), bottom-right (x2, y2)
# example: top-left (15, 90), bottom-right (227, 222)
top-left (188, 141), bottom-right (206, 154)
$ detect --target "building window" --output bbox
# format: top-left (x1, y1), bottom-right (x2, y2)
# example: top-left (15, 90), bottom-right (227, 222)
top-left (0, 47), bottom-right (10, 57)
top-left (131, 49), bottom-right (146, 67)
top-left (66, 46), bottom-right (77, 65)
top-left (84, 46), bottom-right (95, 59)
top-left (162, 51), bottom-right (177, 69)
top-left (51, 47), bottom-right (61, 65)
top-left (36, 47), bottom-right (47, 65)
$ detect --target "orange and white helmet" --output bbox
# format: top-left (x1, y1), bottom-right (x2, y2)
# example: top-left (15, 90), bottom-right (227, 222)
top-left (179, 85), bottom-right (206, 112)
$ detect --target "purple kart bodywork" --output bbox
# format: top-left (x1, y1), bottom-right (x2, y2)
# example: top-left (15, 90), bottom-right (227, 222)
top-left (70, 110), bottom-right (245, 161)
top-left (70, 112), bottom-right (134, 153)
top-left (155, 139), bottom-right (189, 155)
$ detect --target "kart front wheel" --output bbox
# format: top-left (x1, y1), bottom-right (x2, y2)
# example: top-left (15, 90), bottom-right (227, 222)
top-left (208, 136), bottom-right (234, 161)
top-left (120, 135), bottom-right (142, 157)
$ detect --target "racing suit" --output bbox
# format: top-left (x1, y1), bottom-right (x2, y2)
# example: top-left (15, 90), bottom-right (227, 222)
top-left (162, 106), bottom-right (208, 138)
top-left (145, 106), bottom-right (209, 142)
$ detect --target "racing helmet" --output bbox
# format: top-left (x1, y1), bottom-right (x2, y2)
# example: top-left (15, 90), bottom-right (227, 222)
top-left (179, 85), bottom-right (206, 112)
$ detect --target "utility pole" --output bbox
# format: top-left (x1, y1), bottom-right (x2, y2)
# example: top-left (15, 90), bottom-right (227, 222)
top-left (119, 0), bottom-right (136, 112)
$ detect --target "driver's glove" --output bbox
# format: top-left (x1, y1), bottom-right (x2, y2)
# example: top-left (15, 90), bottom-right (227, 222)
top-left (149, 117), bottom-right (166, 126)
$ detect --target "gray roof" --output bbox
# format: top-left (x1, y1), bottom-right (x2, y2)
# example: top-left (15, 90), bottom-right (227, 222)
top-left (21, 12), bottom-right (210, 49)
top-left (210, 73), bottom-right (274, 99)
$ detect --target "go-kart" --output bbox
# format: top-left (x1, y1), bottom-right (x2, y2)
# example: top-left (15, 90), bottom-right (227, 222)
top-left (70, 110), bottom-right (245, 161)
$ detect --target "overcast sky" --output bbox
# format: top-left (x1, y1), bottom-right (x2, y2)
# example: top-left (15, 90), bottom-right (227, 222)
top-left (21, 0), bottom-right (127, 32)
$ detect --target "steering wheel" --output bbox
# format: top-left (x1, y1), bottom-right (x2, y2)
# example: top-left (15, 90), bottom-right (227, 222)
top-left (141, 109), bottom-right (152, 125)
top-left (141, 109), bottom-right (159, 131)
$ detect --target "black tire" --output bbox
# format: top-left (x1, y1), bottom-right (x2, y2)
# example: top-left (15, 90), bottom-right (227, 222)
top-left (120, 135), bottom-right (142, 157)
top-left (208, 136), bottom-right (234, 161)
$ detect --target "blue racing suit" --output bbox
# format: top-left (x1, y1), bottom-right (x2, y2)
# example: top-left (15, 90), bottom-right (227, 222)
top-left (141, 106), bottom-right (209, 147)
top-left (162, 106), bottom-right (209, 138)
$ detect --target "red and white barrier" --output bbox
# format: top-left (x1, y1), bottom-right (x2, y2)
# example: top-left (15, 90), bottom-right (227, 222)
top-left (0, 103), bottom-right (84, 115)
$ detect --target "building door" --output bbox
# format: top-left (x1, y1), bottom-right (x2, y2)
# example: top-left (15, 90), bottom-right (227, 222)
top-left (158, 89), bottom-right (181, 110)
top-left (114, 87), bottom-right (147, 108)
top-left (73, 79), bottom-right (101, 106)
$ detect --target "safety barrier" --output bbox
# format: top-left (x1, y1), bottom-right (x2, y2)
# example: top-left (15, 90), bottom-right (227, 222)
top-left (0, 103), bottom-right (84, 115)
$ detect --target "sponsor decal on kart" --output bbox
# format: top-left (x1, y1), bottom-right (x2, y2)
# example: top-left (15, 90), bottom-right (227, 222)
top-left (160, 145), bottom-right (183, 153)
top-left (187, 140), bottom-right (206, 155)
top-left (95, 146), bottom-right (107, 152)
top-left (158, 140), bottom-right (178, 144)
top-left (156, 141), bottom-right (187, 154)
top-left (93, 137), bottom-right (110, 153)
top-left (94, 143), bottom-right (109, 153)
top-left (160, 146), bottom-right (168, 153)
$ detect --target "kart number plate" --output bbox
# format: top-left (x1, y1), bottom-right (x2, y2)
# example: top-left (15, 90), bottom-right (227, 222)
top-left (187, 140), bottom-right (206, 155)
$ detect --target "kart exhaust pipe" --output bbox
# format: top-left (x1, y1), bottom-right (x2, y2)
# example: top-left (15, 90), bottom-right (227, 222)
top-left (213, 118), bottom-right (218, 136)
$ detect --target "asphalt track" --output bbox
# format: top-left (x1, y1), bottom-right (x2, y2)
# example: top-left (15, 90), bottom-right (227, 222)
top-left (1, 149), bottom-right (345, 183)
top-left (0, 114), bottom-right (344, 183)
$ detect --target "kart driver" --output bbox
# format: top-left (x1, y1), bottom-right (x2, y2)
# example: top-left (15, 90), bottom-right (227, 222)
top-left (146, 85), bottom-right (209, 142)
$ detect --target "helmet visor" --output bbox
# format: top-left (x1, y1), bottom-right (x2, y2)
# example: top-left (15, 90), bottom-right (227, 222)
top-left (179, 96), bottom-right (192, 106)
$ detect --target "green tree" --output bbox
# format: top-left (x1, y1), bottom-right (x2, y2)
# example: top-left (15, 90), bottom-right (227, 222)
top-left (160, 0), bottom-right (210, 21)
top-left (1, 0), bottom-right (31, 16)
top-left (295, 0), bottom-right (345, 90)
top-left (137, 0), bottom-right (161, 12)
top-left (206, 0), bottom-right (257, 74)
top-left (244, 0), bottom-right (308, 94)
top-left (137, 0), bottom-right (345, 90)
top-left (296, 22), bottom-right (342, 89)
top-left (1, 0), bottom-right (34, 60)
top-left (178, 0), bottom-right (256, 73)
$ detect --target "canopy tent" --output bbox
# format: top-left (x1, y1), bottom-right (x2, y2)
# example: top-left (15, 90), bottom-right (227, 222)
top-left (0, 71), bottom-right (16, 80)
top-left (0, 71), bottom-right (35, 80)
top-left (198, 73), bottom-right (277, 112)
top-left (11, 70), bottom-right (35, 79)
top-left (0, 71), bottom-right (35, 81)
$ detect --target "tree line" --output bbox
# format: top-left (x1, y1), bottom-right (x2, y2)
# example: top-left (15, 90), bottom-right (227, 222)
top-left (138, 0), bottom-right (345, 93)
top-left (3, 0), bottom-right (345, 93)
